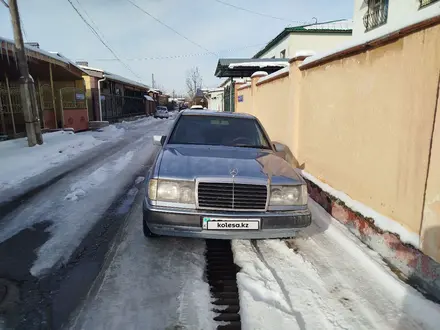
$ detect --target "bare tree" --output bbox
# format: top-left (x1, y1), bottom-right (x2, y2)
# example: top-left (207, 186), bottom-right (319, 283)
top-left (186, 67), bottom-right (203, 99)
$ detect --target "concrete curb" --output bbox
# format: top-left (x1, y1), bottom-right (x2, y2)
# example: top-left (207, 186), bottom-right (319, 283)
top-left (303, 177), bottom-right (440, 302)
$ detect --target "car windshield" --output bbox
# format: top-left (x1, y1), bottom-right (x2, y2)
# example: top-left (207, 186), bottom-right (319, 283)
top-left (168, 115), bottom-right (271, 149)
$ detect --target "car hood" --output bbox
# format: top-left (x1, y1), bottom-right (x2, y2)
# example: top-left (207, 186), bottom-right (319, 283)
top-left (157, 145), bottom-right (304, 185)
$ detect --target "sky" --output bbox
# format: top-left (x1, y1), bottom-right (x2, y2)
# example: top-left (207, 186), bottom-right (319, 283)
top-left (0, 0), bottom-right (353, 94)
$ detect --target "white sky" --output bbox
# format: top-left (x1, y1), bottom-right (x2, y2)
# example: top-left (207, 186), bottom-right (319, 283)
top-left (0, 0), bottom-right (353, 94)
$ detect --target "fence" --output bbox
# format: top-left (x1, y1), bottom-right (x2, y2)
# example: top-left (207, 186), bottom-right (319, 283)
top-left (101, 93), bottom-right (145, 121)
top-left (0, 81), bottom-right (24, 138)
top-left (235, 19), bottom-right (440, 264)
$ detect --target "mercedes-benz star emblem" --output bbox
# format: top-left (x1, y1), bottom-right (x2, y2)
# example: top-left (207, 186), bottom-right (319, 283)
top-left (229, 168), bottom-right (238, 177)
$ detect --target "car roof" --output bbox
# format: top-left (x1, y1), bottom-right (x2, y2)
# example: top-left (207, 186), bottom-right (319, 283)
top-left (180, 110), bottom-right (256, 119)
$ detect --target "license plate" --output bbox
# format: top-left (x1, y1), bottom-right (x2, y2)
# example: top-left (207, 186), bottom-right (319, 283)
top-left (202, 217), bottom-right (260, 230)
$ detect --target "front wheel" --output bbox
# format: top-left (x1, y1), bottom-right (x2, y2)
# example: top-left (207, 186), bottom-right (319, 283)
top-left (143, 213), bottom-right (158, 238)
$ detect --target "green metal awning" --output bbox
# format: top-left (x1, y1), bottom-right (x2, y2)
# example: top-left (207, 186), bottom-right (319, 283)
top-left (214, 58), bottom-right (289, 78)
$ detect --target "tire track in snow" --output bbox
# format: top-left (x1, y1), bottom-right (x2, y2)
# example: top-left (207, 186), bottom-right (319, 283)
top-left (250, 240), bottom-right (306, 330)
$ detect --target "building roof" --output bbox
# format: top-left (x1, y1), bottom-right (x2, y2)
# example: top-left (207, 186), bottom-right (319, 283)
top-left (214, 58), bottom-right (289, 78)
top-left (253, 19), bottom-right (353, 58)
top-left (78, 65), bottom-right (149, 90)
top-left (0, 36), bottom-right (86, 75)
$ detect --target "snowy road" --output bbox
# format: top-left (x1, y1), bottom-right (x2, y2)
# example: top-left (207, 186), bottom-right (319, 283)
top-left (68, 190), bottom-right (215, 330)
top-left (233, 200), bottom-right (440, 330)
top-left (0, 116), bottom-right (174, 329)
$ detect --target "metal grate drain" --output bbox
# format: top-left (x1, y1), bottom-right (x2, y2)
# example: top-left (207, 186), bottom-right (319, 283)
top-left (205, 239), bottom-right (241, 330)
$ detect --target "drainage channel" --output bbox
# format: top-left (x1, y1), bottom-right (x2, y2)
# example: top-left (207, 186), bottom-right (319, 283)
top-left (205, 239), bottom-right (241, 330)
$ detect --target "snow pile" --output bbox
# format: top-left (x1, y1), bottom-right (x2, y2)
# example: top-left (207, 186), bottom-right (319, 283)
top-left (64, 151), bottom-right (134, 202)
top-left (29, 151), bottom-right (136, 275)
top-left (258, 67), bottom-right (290, 84)
top-left (232, 199), bottom-right (440, 329)
top-left (121, 115), bottom-right (155, 128)
top-left (228, 61), bottom-right (289, 69)
top-left (251, 71), bottom-right (268, 78)
top-left (302, 12), bottom-right (440, 68)
top-left (237, 82), bottom-right (251, 90)
top-left (92, 125), bottom-right (125, 140)
top-left (0, 131), bottom-right (103, 192)
top-left (294, 50), bottom-right (316, 57)
top-left (301, 170), bottom-right (420, 247)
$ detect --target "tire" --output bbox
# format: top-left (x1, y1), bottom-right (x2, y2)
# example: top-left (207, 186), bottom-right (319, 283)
top-left (143, 213), bottom-right (158, 238)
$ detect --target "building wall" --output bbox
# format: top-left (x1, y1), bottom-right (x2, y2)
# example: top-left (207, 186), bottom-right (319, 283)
top-left (258, 35), bottom-right (290, 58)
top-left (352, 0), bottom-right (440, 38)
top-left (234, 21), bottom-right (440, 264)
top-left (253, 76), bottom-right (291, 144)
top-left (236, 86), bottom-right (252, 115)
top-left (208, 90), bottom-right (224, 111)
top-left (298, 24), bottom-right (440, 235)
top-left (258, 33), bottom-right (352, 59)
top-left (288, 33), bottom-right (351, 57)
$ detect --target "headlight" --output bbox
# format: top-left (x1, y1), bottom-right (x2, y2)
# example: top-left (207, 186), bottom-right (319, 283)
top-left (269, 185), bottom-right (307, 206)
top-left (148, 179), bottom-right (195, 204)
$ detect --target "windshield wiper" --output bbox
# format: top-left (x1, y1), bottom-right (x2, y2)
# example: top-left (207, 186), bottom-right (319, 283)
top-left (233, 144), bottom-right (271, 150)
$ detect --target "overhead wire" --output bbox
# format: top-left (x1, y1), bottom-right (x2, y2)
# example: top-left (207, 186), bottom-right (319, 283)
top-left (126, 0), bottom-right (217, 56)
top-left (91, 43), bottom-right (267, 61)
top-left (66, 0), bottom-right (141, 79)
top-left (213, 0), bottom-right (309, 25)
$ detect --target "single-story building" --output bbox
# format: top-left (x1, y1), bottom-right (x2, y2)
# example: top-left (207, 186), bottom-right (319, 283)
top-left (78, 63), bottom-right (152, 122)
top-left (1, 38), bottom-right (89, 138)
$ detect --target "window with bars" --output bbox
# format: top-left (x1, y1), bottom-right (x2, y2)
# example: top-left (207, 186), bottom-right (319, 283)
top-left (363, 0), bottom-right (389, 31)
top-left (420, 0), bottom-right (439, 8)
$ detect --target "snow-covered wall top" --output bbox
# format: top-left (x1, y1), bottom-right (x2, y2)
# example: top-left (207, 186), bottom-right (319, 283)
top-left (352, 0), bottom-right (440, 39)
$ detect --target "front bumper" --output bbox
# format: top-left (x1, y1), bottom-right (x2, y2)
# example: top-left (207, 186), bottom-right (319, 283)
top-left (143, 198), bottom-right (311, 239)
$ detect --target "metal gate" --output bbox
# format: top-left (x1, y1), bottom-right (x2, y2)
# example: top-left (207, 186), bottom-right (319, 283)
top-left (60, 87), bottom-right (88, 131)
top-left (38, 83), bottom-right (56, 129)
top-left (0, 81), bottom-right (23, 138)
top-left (223, 80), bottom-right (235, 113)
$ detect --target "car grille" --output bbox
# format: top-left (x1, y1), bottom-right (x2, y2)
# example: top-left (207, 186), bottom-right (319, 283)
top-left (197, 182), bottom-right (267, 210)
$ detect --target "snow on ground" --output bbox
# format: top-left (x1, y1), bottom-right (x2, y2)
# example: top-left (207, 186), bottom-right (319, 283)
top-left (68, 196), bottom-right (215, 330)
top-left (64, 151), bottom-right (134, 202)
top-left (0, 131), bottom-right (103, 192)
top-left (233, 199), bottom-right (440, 330)
top-left (0, 117), bottom-right (173, 276)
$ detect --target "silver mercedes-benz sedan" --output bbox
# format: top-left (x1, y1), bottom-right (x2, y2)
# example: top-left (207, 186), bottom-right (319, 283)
top-left (143, 110), bottom-right (311, 239)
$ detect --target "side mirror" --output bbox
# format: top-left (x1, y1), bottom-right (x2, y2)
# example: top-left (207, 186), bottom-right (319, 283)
top-left (153, 135), bottom-right (166, 146)
top-left (272, 142), bottom-right (285, 152)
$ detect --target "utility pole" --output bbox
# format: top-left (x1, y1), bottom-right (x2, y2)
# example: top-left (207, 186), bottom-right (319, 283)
top-left (9, 0), bottom-right (43, 146)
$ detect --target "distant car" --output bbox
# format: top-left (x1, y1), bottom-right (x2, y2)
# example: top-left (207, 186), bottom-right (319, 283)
top-left (143, 110), bottom-right (312, 239)
top-left (154, 106), bottom-right (169, 119)
top-left (190, 105), bottom-right (204, 110)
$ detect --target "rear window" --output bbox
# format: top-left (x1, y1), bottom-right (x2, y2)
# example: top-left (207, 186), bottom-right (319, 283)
top-left (168, 115), bottom-right (271, 149)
